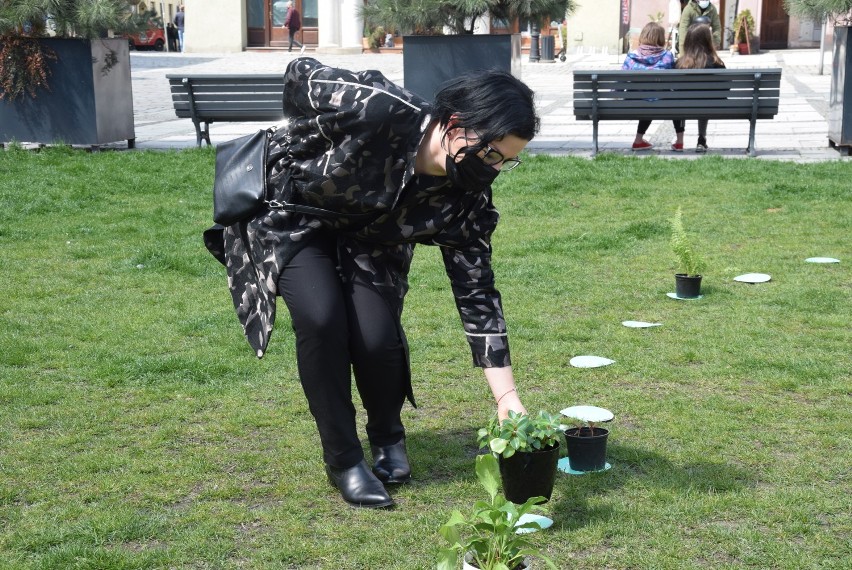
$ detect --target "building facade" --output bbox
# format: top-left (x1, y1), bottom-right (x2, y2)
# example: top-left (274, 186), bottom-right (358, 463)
top-left (566, 0), bottom-right (826, 55)
top-left (176, 0), bottom-right (827, 55)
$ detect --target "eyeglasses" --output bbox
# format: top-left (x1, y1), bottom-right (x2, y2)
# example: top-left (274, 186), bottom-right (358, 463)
top-left (479, 144), bottom-right (523, 172)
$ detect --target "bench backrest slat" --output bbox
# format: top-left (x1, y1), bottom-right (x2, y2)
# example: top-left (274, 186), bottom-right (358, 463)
top-left (167, 74), bottom-right (286, 122)
top-left (573, 90), bottom-right (780, 102)
top-left (572, 68), bottom-right (782, 120)
top-left (573, 79), bottom-right (781, 91)
top-left (170, 93), bottom-right (283, 105)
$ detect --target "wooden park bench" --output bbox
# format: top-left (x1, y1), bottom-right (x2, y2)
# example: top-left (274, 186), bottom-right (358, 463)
top-left (166, 74), bottom-right (285, 146)
top-left (573, 68), bottom-right (782, 156)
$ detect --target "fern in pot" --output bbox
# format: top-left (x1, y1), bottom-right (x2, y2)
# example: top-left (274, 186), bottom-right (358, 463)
top-left (670, 207), bottom-right (706, 299)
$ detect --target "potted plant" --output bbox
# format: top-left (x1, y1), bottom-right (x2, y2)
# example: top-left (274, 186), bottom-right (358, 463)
top-left (785, 0), bottom-right (852, 152)
top-left (363, 24), bottom-right (386, 51)
top-left (438, 454), bottom-right (557, 570)
top-left (560, 405), bottom-right (614, 473)
top-left (478, 411), bottom-right (564, 505)
top-left (360, 0), bottom-right (576, 100)
top-left (733, 9), bottom-right (756, 55)
top-left (0, 0), bottom-right (141, 147)
top-left (670, 207), bottom-right (705, 299)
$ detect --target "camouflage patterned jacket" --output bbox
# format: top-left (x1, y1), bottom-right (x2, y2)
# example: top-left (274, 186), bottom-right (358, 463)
top-left (207, 58), bottom-right (511, 374)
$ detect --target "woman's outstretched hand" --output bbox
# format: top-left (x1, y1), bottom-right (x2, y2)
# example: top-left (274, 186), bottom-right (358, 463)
top-left (484, 366), bottom-right (526, 421)
top-left (497, 390), bottom-right (527, 421)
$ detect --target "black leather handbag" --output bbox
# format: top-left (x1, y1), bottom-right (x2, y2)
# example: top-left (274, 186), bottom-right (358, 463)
top-left (212, 127), bottom-right (381, 227)
top-left (212, 128), bottom-right (272, 226)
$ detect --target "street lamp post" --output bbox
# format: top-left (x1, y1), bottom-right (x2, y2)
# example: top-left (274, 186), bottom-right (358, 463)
top-left (530, 22), bottom-right (541, 62)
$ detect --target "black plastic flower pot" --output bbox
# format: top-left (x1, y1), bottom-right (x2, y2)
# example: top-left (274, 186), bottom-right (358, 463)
top-left (564, 427), bottom-right (609, 472)
top-left (675, 274), bottom-right (702, 298)
top-left (498, 443), bottom-right (560, 504)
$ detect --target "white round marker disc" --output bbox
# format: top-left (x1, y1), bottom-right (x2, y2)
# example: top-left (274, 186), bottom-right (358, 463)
top-left (515, 514), bottom-right (553, 534)
top-left (805, 257), bottom-right (840, 263)
top-left (734, 273), bottom-right (771, 283)
top-left (560, 405), bottom-right (614, 423)
top-left (569, 355), bottom-right (615, 368)
top-left (667, 292), bottom-right (703, 300)
top-left (622, 320), bottom-right (662, 328)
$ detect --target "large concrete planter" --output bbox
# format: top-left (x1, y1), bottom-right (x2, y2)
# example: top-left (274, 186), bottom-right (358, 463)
top-left (0, 38), bottom-right (135, 147)
top-left (402, 34), bottom-right (521, 101)
top-left (828, 26), bottom-right (852, 154)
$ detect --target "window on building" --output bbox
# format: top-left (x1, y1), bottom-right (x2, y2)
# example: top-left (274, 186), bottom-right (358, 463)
top-left (491, 17), bottom-right (511, 33)
top-left (303, 0), bottom-right (318, 27)
top-left (247, 0), bottom-right (264, 28)
top-left (272, 0), bottom-right (288, 26)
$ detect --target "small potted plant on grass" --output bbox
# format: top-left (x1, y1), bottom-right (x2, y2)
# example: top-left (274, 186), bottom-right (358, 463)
top-left (478, 411), bottom-right (564, 505)
top-left (670, 207), bottom-right (706, 299)
top-left (560, 405), bottom-right (614, 473)
top-left (438, 454), bottom-right (557, 570)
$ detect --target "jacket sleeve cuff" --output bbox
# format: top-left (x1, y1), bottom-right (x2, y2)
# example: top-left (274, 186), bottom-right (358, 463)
top-left (466, 333), bottom-right (511, 368)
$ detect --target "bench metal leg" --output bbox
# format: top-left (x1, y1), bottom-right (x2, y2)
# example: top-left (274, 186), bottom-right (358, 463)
top-left (747, 119), bottom-right (757, 157)
top-left (193, 119), bottom-right (212, 147)
top-left (593, 119), bottom-right (599, 156)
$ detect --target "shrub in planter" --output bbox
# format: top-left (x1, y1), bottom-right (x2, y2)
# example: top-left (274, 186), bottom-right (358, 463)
top-left (437, 454), bottom-right (557, 570)
top-left (785, 0), bottom-right (852, 150)
top-left (360, 0), bottom-right (576, 99)
top-left (733, 9), bottom-right (756, 54)
top-left (0, 1), bottom-right (144, 146)
top-left (478, 411), bottom-right (564, 504)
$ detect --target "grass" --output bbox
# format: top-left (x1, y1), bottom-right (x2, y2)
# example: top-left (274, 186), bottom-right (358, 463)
top-left (0, 146), bottom-right (850, 569)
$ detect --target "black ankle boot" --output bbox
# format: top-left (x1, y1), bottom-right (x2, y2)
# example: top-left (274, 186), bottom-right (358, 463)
top-left (371, 439), bottom-right (411, 485)
top-left (325, 460), bottom-right (394, 509)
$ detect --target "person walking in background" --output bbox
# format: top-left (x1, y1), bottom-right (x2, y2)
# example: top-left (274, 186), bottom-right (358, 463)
top-left (673, 23), bottom-right (726, 152)
top-left (173, 5), bottom-right (185, 52)
top-left (677, 0), bottom-right (721, 55)
top-left (621, 22), bottom-right (681, 151)
top-left (283, 1), bottom-right (303, 53)
top-left (204, 57), bottom-right (534, 509)
top-left (166, 22), bottom-right (178, 52)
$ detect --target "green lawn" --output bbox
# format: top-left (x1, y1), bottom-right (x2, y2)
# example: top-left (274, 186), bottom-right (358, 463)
top-left (1, 147), bottom-right (849, 569)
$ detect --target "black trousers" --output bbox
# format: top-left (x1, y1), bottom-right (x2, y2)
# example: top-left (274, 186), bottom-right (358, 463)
top-left (637, 119), bottom-right (685, 134)
top-left (277, 233), bottom-right (407, 469)
top-left (671, 119), bottom-right (709, 138)
top-left (288, 29), bottom-right (303, 51)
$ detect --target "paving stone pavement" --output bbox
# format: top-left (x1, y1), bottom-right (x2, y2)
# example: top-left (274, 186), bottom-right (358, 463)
top-left (128, 48), bottom-right (851, 163)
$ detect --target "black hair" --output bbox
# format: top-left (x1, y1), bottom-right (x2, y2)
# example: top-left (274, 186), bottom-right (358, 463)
top-left (432, 69), bottom-right (539, 148)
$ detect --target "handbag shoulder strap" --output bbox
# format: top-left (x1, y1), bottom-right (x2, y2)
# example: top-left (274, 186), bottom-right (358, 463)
top-left (265, 200), bottom-right (378, 220)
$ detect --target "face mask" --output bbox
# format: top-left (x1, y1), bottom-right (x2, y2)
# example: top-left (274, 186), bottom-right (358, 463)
top-left (698, 1), bottom-right (710, 9)
top-left (445, 151), bottom-right (500, 191)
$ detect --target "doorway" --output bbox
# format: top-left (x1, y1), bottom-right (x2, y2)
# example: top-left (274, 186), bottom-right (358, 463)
top-left (761, 0), bottom-right (790, 49)
top-left (246, 0), bottom-right (316, 48)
